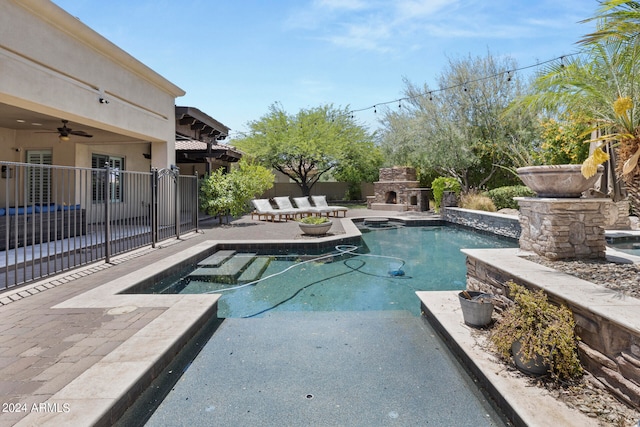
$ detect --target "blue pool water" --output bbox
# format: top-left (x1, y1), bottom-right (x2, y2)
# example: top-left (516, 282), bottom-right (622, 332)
top-left (608, 240), bottom-right (640, 257)
top-left (151, 225), bottom-right (516, 318)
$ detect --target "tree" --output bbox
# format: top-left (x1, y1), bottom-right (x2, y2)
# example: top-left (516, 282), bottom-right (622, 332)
top-left (514, 18), bottom-right (640, 206)
top-left (378, 52), bottom-right (538, 191)
top-left (233, 103), bottom-right (380, 196)
top-left (200, 160), bottom-right (274, 223)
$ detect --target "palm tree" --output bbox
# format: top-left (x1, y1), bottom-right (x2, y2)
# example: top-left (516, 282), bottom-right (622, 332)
top-left (578, 0), bottom-right (640, 210)
top-left (579, 0), bottom-right (640, 45)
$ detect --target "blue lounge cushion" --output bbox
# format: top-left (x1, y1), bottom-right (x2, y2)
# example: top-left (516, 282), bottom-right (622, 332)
top-left (58, 204), bottom-right (81, 211)
top-left (8, 206), bottom-right (33, 215)
top-left (35, 204), bottom-right (57, 213)
top-left (0, 208), bottom-right (5, 216)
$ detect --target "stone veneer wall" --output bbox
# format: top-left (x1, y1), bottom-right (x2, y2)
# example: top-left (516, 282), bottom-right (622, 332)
top-left (516, 197), bottom-right (607, 260)
top-left (442, 207), bottom-right (520, 239)
top-left (465, 254), bottom-right (640, 409)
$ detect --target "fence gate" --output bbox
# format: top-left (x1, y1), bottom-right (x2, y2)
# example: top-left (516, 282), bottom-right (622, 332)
top-left (151, 167), bottom-right (198, 247)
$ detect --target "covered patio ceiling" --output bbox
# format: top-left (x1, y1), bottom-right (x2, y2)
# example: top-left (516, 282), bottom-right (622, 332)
top-left (0, 102), bottom-right (140, 143)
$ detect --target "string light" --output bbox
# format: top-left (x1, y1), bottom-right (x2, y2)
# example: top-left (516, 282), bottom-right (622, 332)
top-left (226, 53), bottom-right (577, 138)
top-left (345, 53), bottom-right (576, 118)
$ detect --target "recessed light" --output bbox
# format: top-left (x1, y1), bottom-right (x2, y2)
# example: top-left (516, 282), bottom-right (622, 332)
top-left (16, 119), bottom-right (25, 123)
top-left (31, 123), bottom-right (42, 126)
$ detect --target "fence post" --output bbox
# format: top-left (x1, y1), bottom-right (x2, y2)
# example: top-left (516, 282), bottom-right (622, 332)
top-left (174, 166), bottom-right (180, 240)
top-left (104, 161), bottom-right (111, 263)
top-left (194, 173), bottom-right (199, 232)
top-left (151, 167), bottom-right (158, 248)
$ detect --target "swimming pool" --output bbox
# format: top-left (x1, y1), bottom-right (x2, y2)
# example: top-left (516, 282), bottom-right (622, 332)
top-left (144, 225), bottom-right (516, 318)
top-left (608, 240), bottom-right (640, 256)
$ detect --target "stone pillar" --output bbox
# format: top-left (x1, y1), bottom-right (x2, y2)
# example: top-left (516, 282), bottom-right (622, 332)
top-left (603, 200), bottom-right (631, 230)
top-left (515, 197), bottom-right (608, 260)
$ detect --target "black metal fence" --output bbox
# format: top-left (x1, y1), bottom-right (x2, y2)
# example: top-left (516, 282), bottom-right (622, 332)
top-left (0, 161), bottom-right (198, 290)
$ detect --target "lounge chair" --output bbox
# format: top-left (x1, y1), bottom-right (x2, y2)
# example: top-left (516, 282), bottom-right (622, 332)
top-left (251, 199), bottom-right (294, 222)
top-left (293, 197), bottom-right (335, 217)
top-left (273, 196), bottom-right (310, 219)
top-left (311, 195), bottom-right (348, 217)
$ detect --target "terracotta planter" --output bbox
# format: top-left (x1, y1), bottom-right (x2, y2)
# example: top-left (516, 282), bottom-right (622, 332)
top-left (516, 164), bottom-right (604, 198)
top-left (299, 220), bottom-right (332, 235)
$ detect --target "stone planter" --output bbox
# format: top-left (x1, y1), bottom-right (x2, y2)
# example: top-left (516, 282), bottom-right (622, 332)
top-left (299, 220), bottom-right (332, 236)
top-left (516, 164), bottom-right (604, 198)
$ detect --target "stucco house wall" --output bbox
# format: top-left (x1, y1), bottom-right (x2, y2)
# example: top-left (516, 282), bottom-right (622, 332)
top-left (0, 0), bottom-right (185, 169)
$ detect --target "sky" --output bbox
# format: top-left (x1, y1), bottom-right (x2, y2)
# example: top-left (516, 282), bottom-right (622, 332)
top-left (51, 0), bottom-right (599, 140)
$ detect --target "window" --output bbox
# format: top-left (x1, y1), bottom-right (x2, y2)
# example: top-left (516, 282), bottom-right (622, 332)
top-left (26, 150), bottom-right (52, 204)
top-left (92, 154), bottom-right (124, 202)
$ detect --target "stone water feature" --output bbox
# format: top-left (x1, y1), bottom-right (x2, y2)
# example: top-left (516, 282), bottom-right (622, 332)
top-left (514, 165), bottom-right (629, 260)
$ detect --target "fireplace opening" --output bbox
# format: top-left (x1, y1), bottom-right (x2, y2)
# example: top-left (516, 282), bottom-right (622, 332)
top-left (385, 191), bottom-right (397, 204)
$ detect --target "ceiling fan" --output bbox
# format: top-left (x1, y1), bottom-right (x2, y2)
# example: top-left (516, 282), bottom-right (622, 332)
top-left (39, 120), bottom-right (93, 141)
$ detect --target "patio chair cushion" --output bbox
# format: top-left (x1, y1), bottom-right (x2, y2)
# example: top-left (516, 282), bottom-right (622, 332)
top-left (273, 196), bottom-right (309, 218)
top-left (293, 197), bottom-right (334, 216)
top-left (311, 196), bottom-right (348, 217)
top-left (252, 199), bottom-right (275, 213)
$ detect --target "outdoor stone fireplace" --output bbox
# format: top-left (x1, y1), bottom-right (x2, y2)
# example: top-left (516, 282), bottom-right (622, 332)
top-left (368, 167), bottom-right (431, 212)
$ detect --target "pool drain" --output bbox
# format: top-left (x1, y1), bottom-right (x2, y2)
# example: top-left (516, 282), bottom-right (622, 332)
top-left (304, 394), bottom-right (314, 400)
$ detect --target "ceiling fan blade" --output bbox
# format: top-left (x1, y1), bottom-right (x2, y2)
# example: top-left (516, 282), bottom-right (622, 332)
top-left (70, 131), bottom-right (93, 138)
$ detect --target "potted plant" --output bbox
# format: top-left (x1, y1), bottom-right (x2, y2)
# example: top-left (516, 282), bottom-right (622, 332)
top-left (298, 216), bottom-right (332, 235)
top-left (458, 290), bottom-right (495, 327)
top-left (490, 282), bottom-right (583, 381)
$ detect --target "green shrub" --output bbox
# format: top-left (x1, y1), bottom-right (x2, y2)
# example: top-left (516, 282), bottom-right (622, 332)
top-left (486, 185), bottom-right (535, 210)
top-left (200, 160), bottom-right (274, 223)
top-left (431, 177), bottom-right (461, 211)
top-left (460, 192), bottom-right (497, 212)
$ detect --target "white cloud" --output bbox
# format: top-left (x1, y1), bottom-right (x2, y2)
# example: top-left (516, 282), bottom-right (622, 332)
top-left (284, 1), bottom-right (595, 53)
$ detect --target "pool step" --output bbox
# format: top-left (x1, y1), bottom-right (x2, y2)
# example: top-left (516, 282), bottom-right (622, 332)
top-left (189, 253), bottom-right (257, 282)
top-left (237, 256), bottom-right (271, 283)
top-left (197, 250), bottom-right (236, 267)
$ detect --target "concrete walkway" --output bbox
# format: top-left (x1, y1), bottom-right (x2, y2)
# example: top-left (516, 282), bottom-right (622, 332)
top-left (0, 208), bottom-right (630, 426)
